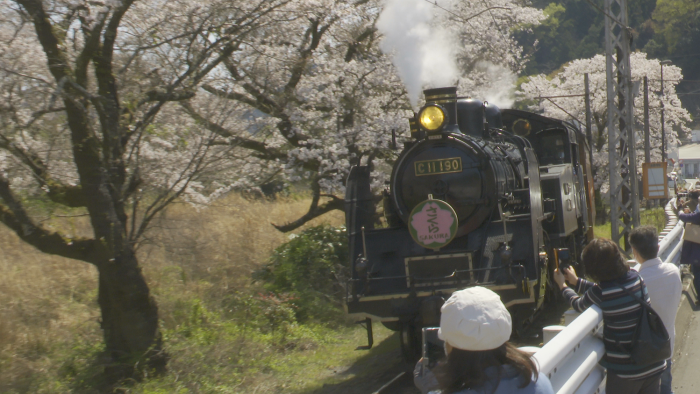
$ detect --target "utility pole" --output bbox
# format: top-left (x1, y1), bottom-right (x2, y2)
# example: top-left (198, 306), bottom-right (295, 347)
top-left (644, 76), bottom-right (650, 164)
top-left (644, 76), bottom-right (651, 208)
top-left (660, 60), bottom-right (672, 164)
top-left (605, 0), bottom-right (639, 250)
top-left (585, 73), bottom-right (593, 162)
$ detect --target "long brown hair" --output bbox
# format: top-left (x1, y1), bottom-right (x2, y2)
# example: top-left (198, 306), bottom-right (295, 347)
top-left (434, 342), bottom-right (538, 394)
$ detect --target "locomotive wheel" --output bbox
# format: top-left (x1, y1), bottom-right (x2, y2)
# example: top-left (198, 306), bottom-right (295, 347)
top-left (399, 324), bottom-right (421, 363)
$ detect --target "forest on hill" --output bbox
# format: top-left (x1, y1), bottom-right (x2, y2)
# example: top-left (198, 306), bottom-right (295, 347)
top-left (518, 0), bottom-right (700, 128)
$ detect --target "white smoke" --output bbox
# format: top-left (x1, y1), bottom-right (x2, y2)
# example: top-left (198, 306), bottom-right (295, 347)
top-left (477, 62), bottom-right (517, 109)
top-left (378, 1), bottom-right (519, 109)
top-left (377, 0), bottom-right (459, 108)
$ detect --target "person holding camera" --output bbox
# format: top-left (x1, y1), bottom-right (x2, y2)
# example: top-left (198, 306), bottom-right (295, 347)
top-left (553, 238), bottom-right (666, 394)
top-left (413, 287), bottom-right (553, 394)
top-left (682, 190), bottom-right (700, 212)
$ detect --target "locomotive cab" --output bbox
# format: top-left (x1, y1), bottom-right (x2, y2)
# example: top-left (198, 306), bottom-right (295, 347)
top-left (533, 128), bottom-right (581, 237)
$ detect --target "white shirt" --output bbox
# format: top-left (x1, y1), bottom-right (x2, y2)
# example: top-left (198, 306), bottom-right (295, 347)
top-left (633, 257), bottom-right (683, 353)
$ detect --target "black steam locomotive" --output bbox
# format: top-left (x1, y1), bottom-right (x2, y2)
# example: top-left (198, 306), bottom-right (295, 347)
top-left (344, 87), bottom-right (596, 359)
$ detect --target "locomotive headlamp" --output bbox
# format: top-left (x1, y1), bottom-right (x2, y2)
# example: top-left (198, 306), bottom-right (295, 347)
top-left (419, 104), bottom-right (447, 132)
top-left (513, 119), bottom-right (532, 136)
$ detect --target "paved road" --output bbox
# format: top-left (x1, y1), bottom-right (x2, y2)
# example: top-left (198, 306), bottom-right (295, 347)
top-left (667, 270), bottom-right (699, 394)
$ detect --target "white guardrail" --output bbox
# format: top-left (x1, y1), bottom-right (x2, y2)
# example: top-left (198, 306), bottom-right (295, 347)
top-left (530, 200), bottom-right (684, 394)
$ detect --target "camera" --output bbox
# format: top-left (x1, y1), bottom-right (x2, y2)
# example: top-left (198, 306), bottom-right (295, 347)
top-left (555, 248), bottom-right (572, 269)
top-left (421, 327), bottom-right (445, 370)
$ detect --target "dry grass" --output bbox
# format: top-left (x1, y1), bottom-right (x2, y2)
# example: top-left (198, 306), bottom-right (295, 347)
top-left (139, 195), bottom-right (345, 327)
top-left (0, 193), bottom-right (349, 393)
top-left (142, 194), bottom-right (343, 288)
top-left (0, 221), bottom-right (99, 393)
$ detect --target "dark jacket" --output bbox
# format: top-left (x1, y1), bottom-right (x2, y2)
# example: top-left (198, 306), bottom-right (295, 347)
top-left (679, 210), bottom-right (700, 265)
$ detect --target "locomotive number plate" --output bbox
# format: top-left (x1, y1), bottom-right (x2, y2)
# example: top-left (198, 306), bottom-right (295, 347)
top-left (414, 157), bottom-right (462, 176)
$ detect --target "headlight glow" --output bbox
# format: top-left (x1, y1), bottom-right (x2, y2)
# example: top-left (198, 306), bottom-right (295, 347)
top-left (419, 105), bottom-right (446, 131)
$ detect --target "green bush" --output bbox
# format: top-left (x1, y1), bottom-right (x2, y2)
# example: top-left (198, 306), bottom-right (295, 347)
top-left (254, 225), bottom-right (349, 323)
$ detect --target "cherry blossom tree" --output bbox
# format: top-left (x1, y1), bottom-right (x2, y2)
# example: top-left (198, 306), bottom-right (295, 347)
top-left (188, 0), bottom-right (544, 231)
top-left (518, 53), bottom-right (692, 193)
top-left (0, 0), bottom-right (289, 378)
top-left (0, 0), bottom-right (545, 377)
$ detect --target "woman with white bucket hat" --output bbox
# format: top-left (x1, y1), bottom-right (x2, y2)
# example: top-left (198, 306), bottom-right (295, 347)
top-left (414, 286), bottom-right (553, 394)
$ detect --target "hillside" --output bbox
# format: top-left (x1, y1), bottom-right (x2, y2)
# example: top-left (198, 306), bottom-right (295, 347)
top-left (518, 0), bottom-right (700, 127)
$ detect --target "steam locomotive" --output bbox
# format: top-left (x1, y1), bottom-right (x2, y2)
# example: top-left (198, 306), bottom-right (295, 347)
top-left (344, 87), bottom-right (596, 359)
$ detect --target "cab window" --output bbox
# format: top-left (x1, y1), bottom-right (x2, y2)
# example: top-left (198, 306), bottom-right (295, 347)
top-left (535, 129), bottom-right (571, 165)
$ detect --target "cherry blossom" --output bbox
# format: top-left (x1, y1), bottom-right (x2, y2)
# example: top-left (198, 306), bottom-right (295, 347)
top-left (518, 53), bottom-right (691, 192)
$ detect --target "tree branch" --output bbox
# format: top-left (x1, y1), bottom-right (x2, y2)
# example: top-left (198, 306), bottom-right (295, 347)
top-left (271, 196), bottom-right (345, 232)
top-left (130, 136), bottom-right (212, 243)
top-left (0, 175), bottom-right (104, 264)
top-left (271, 179), bottom-right (344, 232)
top-left (179, 101), bottom-right (287, 160)
top-left (201, 84), bottom-right (258, 108)
top-left (141, 89), bottom-right (196, 104)
top-left (15, 0), bottom-right (73, 81)
top-left (0, 134), bottom-right (87, 207)
top-left (284, 17), bottom-right (336, 97)
top-left (75, 10), bottom-right (108, 87)
top-left (344, 26), bottom-right (376, 62)
top-left (24, 107), bottom-right (66, 128)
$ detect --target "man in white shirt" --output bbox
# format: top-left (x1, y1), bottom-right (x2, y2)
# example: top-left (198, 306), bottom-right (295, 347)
top-left (630, 225), bottom-right (683, 394)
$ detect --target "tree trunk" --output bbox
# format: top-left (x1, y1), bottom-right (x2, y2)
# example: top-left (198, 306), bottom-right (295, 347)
top-left (97, 247), bottom-right (166, 380)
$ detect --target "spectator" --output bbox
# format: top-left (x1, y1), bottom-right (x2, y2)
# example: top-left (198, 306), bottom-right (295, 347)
top-left (554, 238), bottom-right (666, 394)
top-left (679, 206), bottom-right (700, 298)
top-left (682, 190), bottom-right (700, 212)
top-left (413, 287), bottom-right (553, 394)
top-left (630, 226), bottom-right (682, 394)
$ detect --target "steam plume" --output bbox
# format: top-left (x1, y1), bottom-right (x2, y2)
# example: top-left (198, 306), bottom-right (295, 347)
top-left (478, 62), bottom-right (517, 109)
top-left (377, 0), bottom-right (458, 108)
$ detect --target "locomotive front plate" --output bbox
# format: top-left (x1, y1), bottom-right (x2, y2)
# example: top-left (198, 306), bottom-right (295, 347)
top-left (404, 252), bottom-right (474, 287)
top-left (414, 157), bottom-right (462, 176)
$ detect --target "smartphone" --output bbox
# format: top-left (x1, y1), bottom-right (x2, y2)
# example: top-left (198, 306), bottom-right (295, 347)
top-left (555, 248), bottom-right (571, 269)
top-left (421, 327), bottom-right (444, 370)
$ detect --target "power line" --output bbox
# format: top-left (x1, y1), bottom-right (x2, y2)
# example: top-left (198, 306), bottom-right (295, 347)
top-left (534, 94), bottom-right (585, 99)
top-left (647, 79), bottom-right (700, 83)
top-left (582, 0), bottom-right (630, 30)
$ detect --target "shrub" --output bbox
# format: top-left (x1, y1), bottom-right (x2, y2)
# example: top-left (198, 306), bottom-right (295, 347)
top-left (254, 225), bottom-right (349, 323)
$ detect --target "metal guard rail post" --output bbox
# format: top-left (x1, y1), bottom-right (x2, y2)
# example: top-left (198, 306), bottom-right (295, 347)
top-left (532, 199), bottom-right (684, 394)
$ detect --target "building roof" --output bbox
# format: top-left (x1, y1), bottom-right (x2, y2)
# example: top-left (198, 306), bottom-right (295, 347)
top-left (679, 143), bottom-right (700, 161)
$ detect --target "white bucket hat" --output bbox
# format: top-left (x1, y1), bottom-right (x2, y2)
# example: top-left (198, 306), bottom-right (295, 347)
top-left (438, 286), bottom-right (512, 351)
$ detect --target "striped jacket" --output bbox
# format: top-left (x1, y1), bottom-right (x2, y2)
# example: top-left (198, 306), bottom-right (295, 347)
top-left (561, 270), bottom-right (666, 380)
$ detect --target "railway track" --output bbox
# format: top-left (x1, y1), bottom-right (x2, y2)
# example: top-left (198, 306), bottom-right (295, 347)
top-left (372, 371), bottom-right (415, 394)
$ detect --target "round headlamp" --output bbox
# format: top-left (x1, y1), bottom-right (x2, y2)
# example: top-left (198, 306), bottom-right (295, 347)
top-left (513, 119), bottom-right (532, 136)
top-left (419, 104), bottom-right (447, 132)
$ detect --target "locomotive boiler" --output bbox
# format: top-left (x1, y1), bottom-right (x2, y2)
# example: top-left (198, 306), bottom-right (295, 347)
top-left (344, 87), bottom-right (596, 359)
